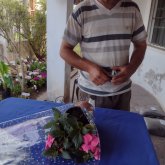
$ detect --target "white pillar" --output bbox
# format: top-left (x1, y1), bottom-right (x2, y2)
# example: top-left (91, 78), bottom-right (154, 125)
top-left (47, 0), bottom-right (74, 101)
top-left (0, 36), bottom-right (7, 61)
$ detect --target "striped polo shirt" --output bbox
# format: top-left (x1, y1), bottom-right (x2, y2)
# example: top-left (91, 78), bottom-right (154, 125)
top-left (63, 0), bottom-right (147, 96)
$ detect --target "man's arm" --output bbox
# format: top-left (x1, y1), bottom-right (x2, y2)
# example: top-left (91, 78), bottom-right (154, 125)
top-left (111, 40), bottom-right (147, 85)
top-left (60, 40), bottom-right (110, 85)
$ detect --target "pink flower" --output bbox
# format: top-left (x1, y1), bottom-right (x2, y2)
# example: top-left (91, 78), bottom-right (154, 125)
top-left (93, 147), bottom-right (101, 160)
top-left (90, 134), bottom-right (100, 152)
top-left (81, 133), bottom-right (100, 155)
top-left (41, 72), bottom-right (47, 79)
top-left (33, 76), bottom-right (40, 81)
top-left (45, 134), bottom-right (55, 150)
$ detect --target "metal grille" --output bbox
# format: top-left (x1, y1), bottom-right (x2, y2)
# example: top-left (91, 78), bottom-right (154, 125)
top-left (151, 0), bottom-right (165, 47)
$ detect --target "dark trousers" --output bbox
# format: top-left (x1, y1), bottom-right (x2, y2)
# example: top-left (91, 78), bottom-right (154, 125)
top-left (78, 90), bottom-right (131, 111)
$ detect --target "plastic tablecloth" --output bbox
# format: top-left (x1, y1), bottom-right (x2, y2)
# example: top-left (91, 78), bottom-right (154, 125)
top-left (0, 98), bottom-right (159, 165)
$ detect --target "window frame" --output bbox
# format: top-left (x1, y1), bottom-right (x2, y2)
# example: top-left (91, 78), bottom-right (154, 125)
top-left (147, 0), bottom-right (165, 50)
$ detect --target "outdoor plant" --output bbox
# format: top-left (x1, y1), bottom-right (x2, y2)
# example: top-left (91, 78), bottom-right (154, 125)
top-left (43, 107), bottom-right (100, 164)
top-left (28, 0), bottom-right (46, 61)
top-left (0, 0), bottom-right (46, 91)
top-left (0, 0), bottom-right (29, 91)
top-left (29, 61), bottom-right (46, 72)
top-left (25, 60), bottom-right (46, 90)
top-left (11, 83), bottom-right (22, 97)
top-left (0, 61), bottom-right (13, 91)
top-left (0, 60), bottom-right (13, 99)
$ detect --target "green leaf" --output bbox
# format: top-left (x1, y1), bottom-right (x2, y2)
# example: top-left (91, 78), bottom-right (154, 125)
top-left (50, 129), bottom-right (65, 138)
top-left (85, 124), bottom-right (94, 130)
top-left (82, 126), bottom-right (90, 134)
top-left (0, 61), bottom-right (13, 90)
top-left (43, 148), bottom-right (58, 157)
top-left (78, 122), bottom-right (83, 128)
top-left (61, 151), bottom-right (72, 159)
top-left (44, 120), bottom-right (55, 129)
top-left (82, 124), bottom-right (94, 134)
top-left (58, 113), bottom-right (68, 126)
top-left (67, 116), bottom-right (78, 128)
top-left (51, 123), bottom-right (60, 131)
top-left (0, 61), bottom-right (9, 77)
top-left (52, 108), bottom-right (61, 121)
top-left (67, 126), bottom-right (74, 134)
top-left (63, 121), bottom-right (71, 132)
top-left (83, 153), bottom-right (91, 162)
top-left (69, 129), bottom-right (79, 138)
top-left (63, 138), bottom-right (72, 149)
top-left (72, 133), bottom-right (82, 149)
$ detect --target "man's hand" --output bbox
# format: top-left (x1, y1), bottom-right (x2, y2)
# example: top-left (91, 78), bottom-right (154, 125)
top-left (111, 40), bottom-right (147, 85)
top-left (60, 40), bottom-right (110, 86)
top-left (87, 64), bottom-right (110, 86)
top-left (111, 65), bottom-right (134, 85)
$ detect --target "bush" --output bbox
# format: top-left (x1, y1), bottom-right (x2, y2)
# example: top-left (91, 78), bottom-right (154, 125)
top-left (25, 60), bottom-right (47, 91)
top-left (12, 83), bottom-right (22, 97)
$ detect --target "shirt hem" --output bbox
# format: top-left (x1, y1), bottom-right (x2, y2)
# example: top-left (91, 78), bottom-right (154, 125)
top-left (78, 85), bottom-right (131, 97)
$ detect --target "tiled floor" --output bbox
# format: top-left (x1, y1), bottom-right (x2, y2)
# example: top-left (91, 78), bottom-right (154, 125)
top-left (130, 84), bottom-right (163, 114)
top-left (36, 82), bottom-right (165, 165)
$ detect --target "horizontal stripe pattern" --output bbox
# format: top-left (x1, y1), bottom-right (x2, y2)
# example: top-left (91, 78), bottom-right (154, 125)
top-left (64, 29), bottom-right (80, 42)
top-left (120, 1), bottom-right (140, 11)
top-left (78, 81), bottom-right (132, 95)
top-left (72, 13), bottom-right (81, 27)
top-left (132, 25), bottom-right (145, 37)
top-left (80, 70), bottom-right (88, 80)
top-left (73, 5), bottom-right (99, 20)
top-left (84, 13), bottom-right (134, 24)
top-left (81, 45), bottom-right (130, 53)
top-left (82, 34), bottom-right (132, 43)
top-left (64, 29), bottom-right (81, 45)
top-left (81, 39), bottom-right (131, 47)
top-left (63, 0), bottom-right (146, 96)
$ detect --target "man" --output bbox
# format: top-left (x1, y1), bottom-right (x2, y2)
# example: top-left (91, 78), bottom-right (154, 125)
top-left (60, 0), bottom-right (147, 111)
top-left (74, 0), bottom-right (83, 5)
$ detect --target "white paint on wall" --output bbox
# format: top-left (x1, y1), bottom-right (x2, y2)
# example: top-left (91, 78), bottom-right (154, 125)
top-left (133, 0), bottom-right (152, 29)
top-left (0, 35), bottom-right (7, 59)
top-left (47, 0), bottom-right (66, 101)
top-left (47, 0), bottom-right (73, 101)
top-left (132, 0), bottom-right (165, 111)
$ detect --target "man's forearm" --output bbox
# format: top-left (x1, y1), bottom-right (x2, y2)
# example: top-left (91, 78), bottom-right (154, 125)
top-left (60, 40), bottom-right (111, 85)
top-left (129, 41), bottom-right (147, 75)
top-left (60, 41), bottom-right (95, 73)
top-left (111, 41), bottom-right (147, 85)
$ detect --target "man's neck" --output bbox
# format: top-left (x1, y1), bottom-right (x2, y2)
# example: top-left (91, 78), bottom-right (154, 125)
top-left (97, 0), bottom-right (120, 10)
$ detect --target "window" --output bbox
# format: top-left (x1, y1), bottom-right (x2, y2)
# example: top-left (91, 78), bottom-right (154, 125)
top-left (148, 0), bottom-right (165, 48)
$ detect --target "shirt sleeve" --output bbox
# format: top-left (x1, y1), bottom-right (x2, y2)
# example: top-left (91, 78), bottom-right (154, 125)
top-left (132, 7), bottom-right (147, 42)
top-left (63, 8), bottom-right (82, 46)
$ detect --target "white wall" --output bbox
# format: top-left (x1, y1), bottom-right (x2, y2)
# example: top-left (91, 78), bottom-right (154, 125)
top-left (47, 0), bottom-right (73, 101)
top-left (132, 0), bottom-right (165, 111)
top-left (0, 35), bottom-right (7, 60)
top-left (133, 0), bottom-right (152, 29)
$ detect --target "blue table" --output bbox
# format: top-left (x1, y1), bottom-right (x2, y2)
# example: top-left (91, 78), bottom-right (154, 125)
top-left (0, 97), bottom-right (62, 123)
top-left (0, 98), bottom-right (159, 165)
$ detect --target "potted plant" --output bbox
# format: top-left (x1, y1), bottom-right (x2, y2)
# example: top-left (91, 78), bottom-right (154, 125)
top-left (43, 106), bottom-right (101, 164)
top-left (0, 61), bottom-right (13, 99)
